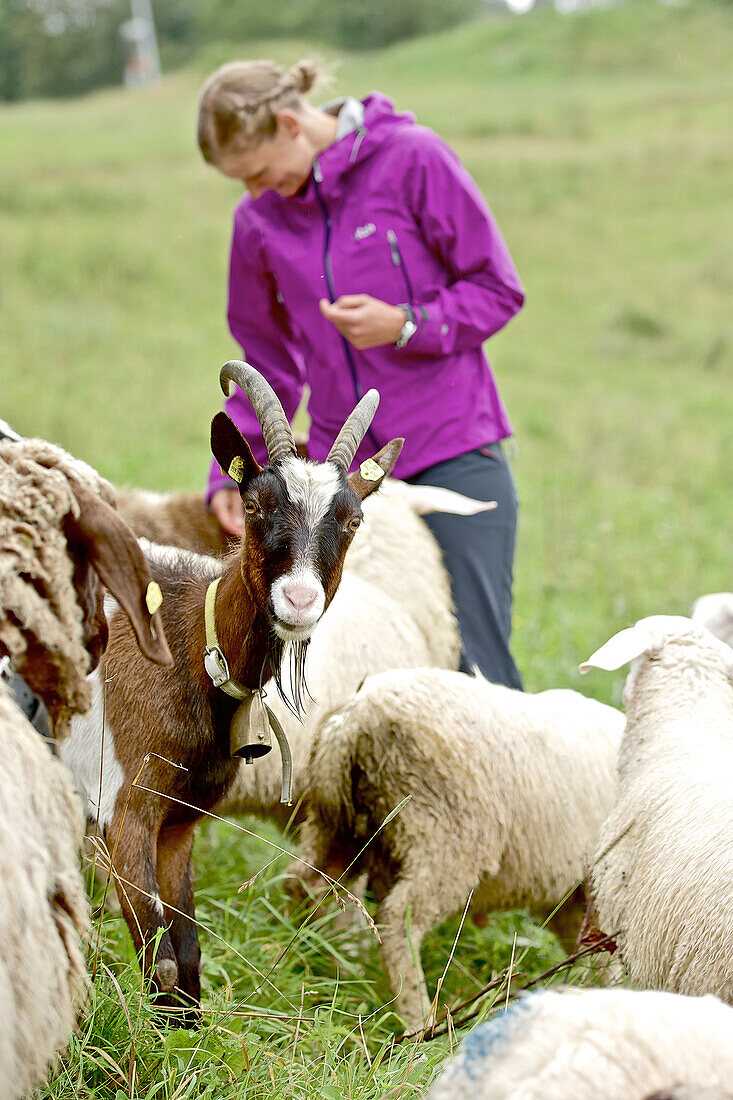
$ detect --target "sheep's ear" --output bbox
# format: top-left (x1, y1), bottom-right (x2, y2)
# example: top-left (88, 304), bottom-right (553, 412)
top-left (64, 485), bottom-right (173, 666)
top-left (691, 593), bottom-right (733, 644)
top-left (403, 483), bottom-right (498, 517)
top-left (210, 412), bottom-right (262, 490)
top-left (579, 625), bottom-right (657, 673)
top-left (348, 438), bottom-right (404, 501)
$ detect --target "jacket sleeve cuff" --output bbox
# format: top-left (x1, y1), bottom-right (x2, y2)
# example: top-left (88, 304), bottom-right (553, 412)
top-left (400, 291), bottom-right (524, 358)
top-left (404, 308), bottom-right (446, 355)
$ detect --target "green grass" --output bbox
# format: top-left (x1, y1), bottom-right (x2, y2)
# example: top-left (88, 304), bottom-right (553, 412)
top-left (3, 2), bottom-right (732, 1095)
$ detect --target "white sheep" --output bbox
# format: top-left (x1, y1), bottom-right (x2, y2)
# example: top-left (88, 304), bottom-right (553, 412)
top-left (691, 592), bottom-right (733, 647)
top-left (425, 987), bottom-right (733, 1100)
top-left (0, 436), bottom-right (170, 1097)
top-left (288, 667), bottom-right (624, 1029)
top-left (340, 478), bottom-right (481, 667)
top-left (0, 678), bottom-right (89, 1100)
top-left (580, 615), bottom-right (733, 1001)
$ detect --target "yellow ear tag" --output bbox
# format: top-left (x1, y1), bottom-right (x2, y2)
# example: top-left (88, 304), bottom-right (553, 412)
top-left (359, 458), bottom-right (384, 482)
top-left (146, 581), bottom-right (163, 616)
top-left (228, 456), bottom-right (245, 484)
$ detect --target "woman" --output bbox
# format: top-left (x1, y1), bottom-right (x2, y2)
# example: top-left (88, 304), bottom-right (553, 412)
top-left (197, 59), bottom-right (525, 688)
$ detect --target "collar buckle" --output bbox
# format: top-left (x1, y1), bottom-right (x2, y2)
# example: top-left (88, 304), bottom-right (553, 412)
top-left (204, 644), bottom-right (231, 689)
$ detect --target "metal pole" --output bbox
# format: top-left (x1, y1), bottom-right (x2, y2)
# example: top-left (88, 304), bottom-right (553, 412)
top-left (130, 0), bottom-right (161, 81)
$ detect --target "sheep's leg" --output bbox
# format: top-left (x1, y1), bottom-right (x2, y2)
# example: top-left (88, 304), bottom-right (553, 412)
top-left (105, 809), bottom-right (179, 994)
top-left (378, 880), bottom-right (432, 1032)
top-left (379, 869), bottom-right (479, 1033)
top-left (156, 821), bottom-right (201, 1027)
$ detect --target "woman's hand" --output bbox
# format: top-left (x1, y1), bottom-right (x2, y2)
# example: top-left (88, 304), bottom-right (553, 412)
top-left (319, 295), bottom-right (406, 350)
top-left (209, 487), bottom-right (245, 537)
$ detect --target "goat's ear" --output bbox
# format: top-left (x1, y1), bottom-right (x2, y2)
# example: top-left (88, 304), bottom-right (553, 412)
top-left (348, 438), bottom-right (404, 501)
top-left (64, 484), bottom-right (173, 666)
top-left (210, 412), bottom-right (263, 490)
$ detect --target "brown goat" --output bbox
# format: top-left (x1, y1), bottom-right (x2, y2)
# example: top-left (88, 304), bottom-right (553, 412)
top-left (60, 362), bottom-right (402, 1024)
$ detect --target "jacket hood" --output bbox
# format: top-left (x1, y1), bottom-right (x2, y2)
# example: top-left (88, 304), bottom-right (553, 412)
top-left (298, 93), bottom-right (416, 204)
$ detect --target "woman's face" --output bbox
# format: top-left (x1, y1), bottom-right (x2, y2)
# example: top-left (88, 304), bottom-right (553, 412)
top-left (217, 118), bottom-right (315, 199)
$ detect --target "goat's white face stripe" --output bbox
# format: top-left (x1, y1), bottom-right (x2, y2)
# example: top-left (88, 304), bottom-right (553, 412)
top-left (271, 458), bottom-right (341, 635)
top-left (279, 458), bottom-right (341, 529)
top-left (60, 665), bottom-right (125, 829)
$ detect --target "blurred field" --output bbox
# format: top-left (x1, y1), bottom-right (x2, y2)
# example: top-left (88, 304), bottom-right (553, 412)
top-left (2, 1), bottom-right (732, 1095)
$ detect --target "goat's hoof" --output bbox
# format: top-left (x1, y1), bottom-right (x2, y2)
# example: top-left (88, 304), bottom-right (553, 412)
top-left (153, 990), bottom-right (202, 1029)
top-left (155, 958), bottom-right (179, 992)
top-left (164, 1004), bottom-right (202, 1030)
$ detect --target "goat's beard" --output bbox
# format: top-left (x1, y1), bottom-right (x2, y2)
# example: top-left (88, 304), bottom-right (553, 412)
top-left (267, 635), bottom-right (313, 719)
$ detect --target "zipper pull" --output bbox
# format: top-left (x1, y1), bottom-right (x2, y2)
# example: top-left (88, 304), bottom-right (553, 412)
top-left (387, 229), bottom-right (401, 266)
top-left (313, 158), bottom-right (323, 184)
top-left (350, 126), bottom-right (367, 163)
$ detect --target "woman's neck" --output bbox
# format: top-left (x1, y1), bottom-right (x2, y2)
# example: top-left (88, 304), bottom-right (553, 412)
top-left (300, 103), bottom-right (340, 156)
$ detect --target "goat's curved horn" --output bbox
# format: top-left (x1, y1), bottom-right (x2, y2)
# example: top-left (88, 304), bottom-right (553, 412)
top-left (326, 389), bottom-right (380, 471)
top-left (220, 361), bottom-right (297, 466)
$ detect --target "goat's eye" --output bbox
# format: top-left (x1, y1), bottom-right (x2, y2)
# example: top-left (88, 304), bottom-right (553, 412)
top-left (348, 517), bottom-right (361, 533)
top-left (243, 500), bottom-right (258, 516)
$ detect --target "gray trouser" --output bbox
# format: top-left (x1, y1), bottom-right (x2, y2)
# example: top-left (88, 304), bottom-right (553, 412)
top-left (406, 444), bottom-right (522, 690)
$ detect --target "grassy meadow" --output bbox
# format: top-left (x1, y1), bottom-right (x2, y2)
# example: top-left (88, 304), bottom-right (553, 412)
top-left (1, 1), bottom-right (732, 1095)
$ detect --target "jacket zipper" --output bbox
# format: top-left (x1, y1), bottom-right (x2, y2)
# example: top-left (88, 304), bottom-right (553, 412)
top-left (313, 158), bottom-right (380, 455)
top-left (386, 229), bottom-right (415, 302)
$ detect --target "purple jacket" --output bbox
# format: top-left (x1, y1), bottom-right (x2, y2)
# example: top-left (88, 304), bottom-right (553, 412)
top-left (207, 93), bottom-right (524, 501)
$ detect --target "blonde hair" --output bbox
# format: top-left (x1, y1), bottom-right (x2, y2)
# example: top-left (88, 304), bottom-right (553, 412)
top-left (197, 59), bottom-right (320, 164)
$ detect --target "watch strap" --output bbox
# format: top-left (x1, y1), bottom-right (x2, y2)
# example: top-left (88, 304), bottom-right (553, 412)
top-left (395, 304), bottom-right (417, 349)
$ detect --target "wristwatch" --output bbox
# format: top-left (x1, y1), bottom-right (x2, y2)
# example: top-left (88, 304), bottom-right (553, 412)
top-left (394, 304), bottom-right (417, 349)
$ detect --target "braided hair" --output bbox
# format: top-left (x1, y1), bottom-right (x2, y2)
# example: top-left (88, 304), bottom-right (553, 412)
top-left (197, 59), bottom-right (321, 164)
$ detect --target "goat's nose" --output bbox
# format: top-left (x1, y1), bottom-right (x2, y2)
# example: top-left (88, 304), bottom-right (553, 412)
top-left (281, 581), bottom-right (319, 613)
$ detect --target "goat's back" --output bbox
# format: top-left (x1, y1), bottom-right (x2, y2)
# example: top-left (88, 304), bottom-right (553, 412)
top-left (115, 487), bottom-right (230, 557)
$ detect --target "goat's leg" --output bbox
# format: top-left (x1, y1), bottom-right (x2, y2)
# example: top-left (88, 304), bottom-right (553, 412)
top-left (105, 809), bottom-right (179, 994)
top-left (284, 813), bottom-right (346, 906)
top-left (156, 821), bottom-right (201, 1027)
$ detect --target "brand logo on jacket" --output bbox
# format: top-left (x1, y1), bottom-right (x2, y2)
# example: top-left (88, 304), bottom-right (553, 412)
top-left (354, 222), bottom-right (376, 241)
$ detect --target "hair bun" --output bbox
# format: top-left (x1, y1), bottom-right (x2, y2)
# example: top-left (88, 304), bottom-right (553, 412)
top-left (289, 60), bottom-right (318, 96)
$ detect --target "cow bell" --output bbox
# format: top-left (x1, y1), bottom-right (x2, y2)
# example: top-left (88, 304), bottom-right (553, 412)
top-left (230, 692), bottom-right (272, 763)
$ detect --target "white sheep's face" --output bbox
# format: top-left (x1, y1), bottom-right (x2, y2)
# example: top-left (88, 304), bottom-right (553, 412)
top-left (618, 615), bottom-right (733, 708)
top-left (582, 613), bottom-right (733, 709)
